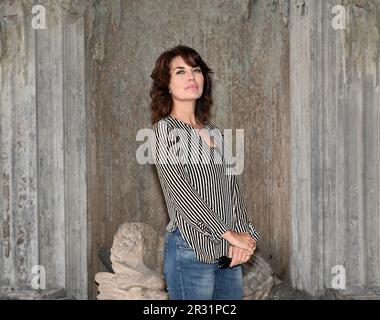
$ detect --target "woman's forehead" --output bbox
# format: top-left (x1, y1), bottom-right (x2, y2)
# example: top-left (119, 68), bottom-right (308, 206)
top-left (170, 56), bottom-right (197, 69)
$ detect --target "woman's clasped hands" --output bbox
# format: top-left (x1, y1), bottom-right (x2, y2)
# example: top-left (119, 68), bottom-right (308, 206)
top-left (222, 230), bottom-right (257, 267)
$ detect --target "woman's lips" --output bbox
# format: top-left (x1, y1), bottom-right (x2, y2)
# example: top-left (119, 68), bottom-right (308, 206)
top-left (186, 86), bottom-right (198, 90)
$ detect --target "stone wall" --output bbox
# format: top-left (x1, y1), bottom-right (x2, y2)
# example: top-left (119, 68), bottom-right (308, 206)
top-left (1, 0), bottom-right (379, 300)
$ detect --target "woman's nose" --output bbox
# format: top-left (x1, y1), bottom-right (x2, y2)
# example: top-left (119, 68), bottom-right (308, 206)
top-left (188, 71), bottom-right (195, 80)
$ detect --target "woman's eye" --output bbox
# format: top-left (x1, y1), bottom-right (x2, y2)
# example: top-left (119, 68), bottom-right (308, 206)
top-left (176, 68), bottom-right (201, 75)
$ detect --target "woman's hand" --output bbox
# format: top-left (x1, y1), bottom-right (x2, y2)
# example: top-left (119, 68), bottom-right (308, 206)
top-left (228, 245), bottom-right (254, 267)
top-left (222, 230), bottom-right (256, 255)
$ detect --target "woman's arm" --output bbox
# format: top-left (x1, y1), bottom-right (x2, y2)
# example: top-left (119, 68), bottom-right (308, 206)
top-left (216, 124), bottom-right (261, 243)
top-left (231, 175), bottom-right (261, 242)
top-left (153, 120), bottom-right (230, 243)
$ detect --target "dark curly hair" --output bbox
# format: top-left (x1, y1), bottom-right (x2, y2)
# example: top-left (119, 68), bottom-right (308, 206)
top-left (150, 45), bottom-right (214, 125)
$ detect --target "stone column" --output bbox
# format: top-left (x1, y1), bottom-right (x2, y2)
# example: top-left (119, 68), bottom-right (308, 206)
top-left (289, 0), bottom-right (380, 296)
top-left (0, 0), bottom-right (88, 299)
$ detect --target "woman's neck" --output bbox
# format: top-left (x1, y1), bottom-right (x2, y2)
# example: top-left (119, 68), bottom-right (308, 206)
top-left (169, 112), bottom-right (203, 129)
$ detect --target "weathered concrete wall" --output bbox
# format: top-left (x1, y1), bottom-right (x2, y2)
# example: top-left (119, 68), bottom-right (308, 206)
top-left (0, 0), bottom-right (87, 298)
top-left (290, 0), bottom-right (380, 296)
top-left (0, 0), bottom-right (290, 300)
top-left (242, 0), bottom-right (290, 282)
top-left (4, 0), bottom-right (378, 300)
top-left (85, 0), bottom-right (290, 298)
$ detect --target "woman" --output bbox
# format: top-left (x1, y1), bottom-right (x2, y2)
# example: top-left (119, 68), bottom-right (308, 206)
top-left (150, 45), bottom-right (261, 300)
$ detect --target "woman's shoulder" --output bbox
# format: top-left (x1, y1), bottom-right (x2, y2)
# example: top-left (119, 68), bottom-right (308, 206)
top-left (205, 121), bottom-right (224, 138)
top-left (153, 117), bottom-right (173, 131)
top-left (205, 120), bottom-right (220, 130)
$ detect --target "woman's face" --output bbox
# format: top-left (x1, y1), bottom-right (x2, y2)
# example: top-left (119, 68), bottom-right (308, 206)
top-left (168, 55), bottom-right (204, 101)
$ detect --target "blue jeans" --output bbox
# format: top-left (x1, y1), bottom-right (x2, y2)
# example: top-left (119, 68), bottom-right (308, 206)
top-left (163, 227), bottom-right (243, 300)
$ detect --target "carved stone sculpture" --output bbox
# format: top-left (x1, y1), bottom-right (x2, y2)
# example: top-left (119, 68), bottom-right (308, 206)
top-left (242, 250), bottom-right (281, 300)
top-left (95, 222), bottom-right (168, 300)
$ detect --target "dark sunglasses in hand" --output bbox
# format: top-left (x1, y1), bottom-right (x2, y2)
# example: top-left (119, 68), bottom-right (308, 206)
top-left (217, 256), bottom-right (232, 269)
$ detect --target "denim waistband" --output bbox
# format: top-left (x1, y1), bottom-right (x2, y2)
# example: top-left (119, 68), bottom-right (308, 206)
top-left (166, 227), bottom-right (186, 245)
top-left (167, 227), bottom-right (180, 238)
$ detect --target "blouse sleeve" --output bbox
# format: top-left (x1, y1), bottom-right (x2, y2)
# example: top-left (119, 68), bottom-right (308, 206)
top-left (231, 169), bottom-right (261, 242)
top-left (153, 120), bottom-right (230, 243)
top-left (217, 125), bottom-right (261, 242)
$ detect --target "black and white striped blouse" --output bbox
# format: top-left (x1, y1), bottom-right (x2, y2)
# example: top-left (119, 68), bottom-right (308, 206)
top-left (152, 115), bottom-right (261, 263)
